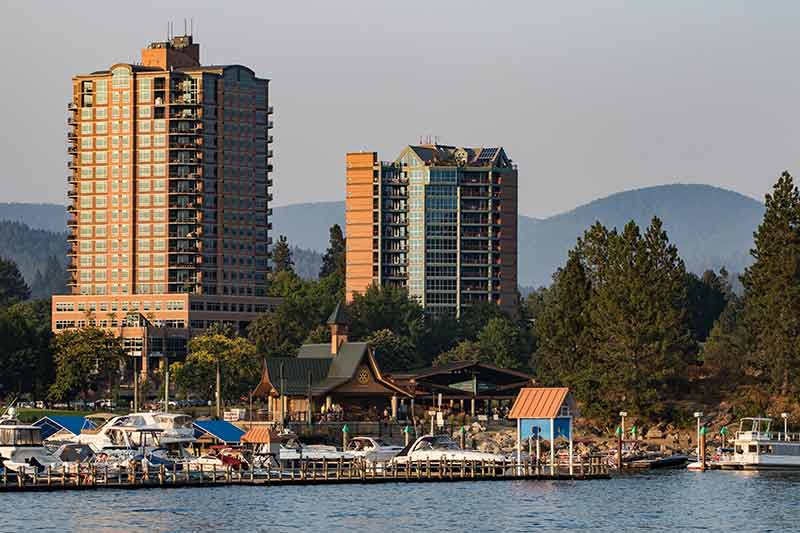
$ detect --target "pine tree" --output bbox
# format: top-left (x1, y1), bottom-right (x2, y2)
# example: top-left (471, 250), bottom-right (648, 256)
top-left (319, 224), bottom-right (346, 279)
top-left (272, 235), bottom-right (294, 273)
top-left (742, 171), bottom-right (800, 395)
top-left (589, 218), bottom-right (693, 418)
top-left (0, 257), bottom-right (30, 308)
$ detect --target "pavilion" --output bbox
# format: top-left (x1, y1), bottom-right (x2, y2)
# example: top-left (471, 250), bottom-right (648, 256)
top-left (390, 361), bottom-right (536, 417)
top-left (251, 304), bottom-right (412, 423)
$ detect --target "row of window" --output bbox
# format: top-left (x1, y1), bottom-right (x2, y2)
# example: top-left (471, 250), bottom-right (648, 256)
top-left (56, 299), bottom-right (186, 313)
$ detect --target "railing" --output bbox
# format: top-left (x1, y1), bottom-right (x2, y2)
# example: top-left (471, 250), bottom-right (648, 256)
top-left (0, 455), bottom-right (608, 493)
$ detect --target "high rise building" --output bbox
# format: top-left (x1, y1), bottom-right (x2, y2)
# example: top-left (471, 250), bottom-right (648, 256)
top-left (52, 34), bottom-right (280, 374)
top-left (345, 145), bottom-right (518, 317)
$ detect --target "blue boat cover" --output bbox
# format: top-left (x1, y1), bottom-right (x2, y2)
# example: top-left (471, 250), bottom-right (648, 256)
top-left (34, 416), bottom-right (96, 439)
top-left (192, 420), bottom-right (244, 444)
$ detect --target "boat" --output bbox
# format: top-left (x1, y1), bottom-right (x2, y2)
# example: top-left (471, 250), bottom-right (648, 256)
top-left (623, 453), bottom-right (689, 469)
top-left (689, 417), bottom-right (800, 471)
top-left (345, 437), bottom-right (404, 463)
top-left (278, 434), bottom-right (352, 463)
top-left (0, 407), bottom-right (63, 473)
top-left (391, 435), bottom-right (507, 466)
top-left (69, 412), bottom-right (196, 453)
top-left (190, 446), bottom-right (250, 471)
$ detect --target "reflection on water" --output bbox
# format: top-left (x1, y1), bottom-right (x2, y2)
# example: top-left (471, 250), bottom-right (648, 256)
top-left (7, 470), bottom-right (800, 532)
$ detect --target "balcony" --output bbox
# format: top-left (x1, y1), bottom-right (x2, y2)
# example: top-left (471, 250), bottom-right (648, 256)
top-left (67, 160), bottom-right (77, 170)
top-left (267, 135), bottom-right (273, 144)
top-left (267, 105), bottom-right (274, 115)
top-left (169, 156), bottom-right (201, 165)
top-left (67, 102), bottom-right (78, 112)
top-left (67, 146), bottom-right (77, 155)
top-left (267, 121), bottom-right (274, 129)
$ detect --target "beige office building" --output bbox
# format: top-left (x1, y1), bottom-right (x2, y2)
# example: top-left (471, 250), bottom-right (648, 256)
top-left (52, 34), bottom-right (279, 374)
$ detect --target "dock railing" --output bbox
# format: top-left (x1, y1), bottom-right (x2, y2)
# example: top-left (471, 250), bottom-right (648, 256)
top-left (0, 455), bottom-right (608, 492)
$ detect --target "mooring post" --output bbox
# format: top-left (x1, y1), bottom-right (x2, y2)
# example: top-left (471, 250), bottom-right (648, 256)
top-left (700, 426), bottom-right (708, 471)
top-left (616, 426), bottom-right (623, 471)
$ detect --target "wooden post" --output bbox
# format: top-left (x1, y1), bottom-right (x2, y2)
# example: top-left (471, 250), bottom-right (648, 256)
top-left (700, 427), bottom-right (707, 471)
top-left (617, 428), bottom-right (623, 471)
top-left (342, 424), bottom-right (350, 450)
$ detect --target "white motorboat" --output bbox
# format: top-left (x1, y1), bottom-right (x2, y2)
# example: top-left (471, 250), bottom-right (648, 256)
top-left (278, 434), bottom-right (352, 463)
top-left (391, 435), bottom-right (507, 465)
top-left (689, 417), bottom-right (800, 471)
top-left (0, 408), bottom-right (62, 473)
top-left (346, 437), bottom-right (404, 463)
top-left (69, 412), bottom-right (196, 453)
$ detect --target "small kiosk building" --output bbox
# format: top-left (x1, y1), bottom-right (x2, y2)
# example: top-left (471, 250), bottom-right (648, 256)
top-left (509, 387), bottom-right (577, 474)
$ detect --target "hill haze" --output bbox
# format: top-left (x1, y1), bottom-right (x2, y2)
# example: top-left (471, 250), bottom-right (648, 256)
top-left (0, 184), bottom-right (765, 289)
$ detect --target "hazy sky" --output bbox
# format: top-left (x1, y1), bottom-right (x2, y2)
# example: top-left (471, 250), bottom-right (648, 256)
top-left (1, 1), bottom-right (799, 217)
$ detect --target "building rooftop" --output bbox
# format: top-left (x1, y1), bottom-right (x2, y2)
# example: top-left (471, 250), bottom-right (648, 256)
top-left (405, 144), bottom-right (512, 168)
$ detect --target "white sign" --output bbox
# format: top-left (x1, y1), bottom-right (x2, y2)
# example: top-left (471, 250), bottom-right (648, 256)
top-left (436, 411), bottom-right (444, 427)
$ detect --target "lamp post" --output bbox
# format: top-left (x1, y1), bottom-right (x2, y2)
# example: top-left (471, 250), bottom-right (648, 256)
top-left (781, 413), bottom-right (789, 441)
top-left (694, 412), bottom-right (703, 458)
top-left (619, 411), bottom-right (628, 437)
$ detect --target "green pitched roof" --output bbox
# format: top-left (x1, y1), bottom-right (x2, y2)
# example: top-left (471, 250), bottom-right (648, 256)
top-left (265, 342), bottom-right (370, 396)
top-left (326, 302), bottom-right (349, 325)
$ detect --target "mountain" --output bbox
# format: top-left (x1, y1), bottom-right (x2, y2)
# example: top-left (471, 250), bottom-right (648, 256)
top-left (518, 184), bottom-right (763, 287)
top-left (0, 184), bottom-right (765, 289)
top-left (272, 185), bottom-right (764, 287)
top-left (0, 221), bottom-right (67, 296)
top-left (0, 203), bottom-right (68, 234)
top-left (272, 201), bottom-right (345, 252)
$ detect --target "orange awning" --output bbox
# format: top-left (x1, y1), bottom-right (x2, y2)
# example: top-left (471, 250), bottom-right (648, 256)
top-left (241, 426), bottom-right (279, 444)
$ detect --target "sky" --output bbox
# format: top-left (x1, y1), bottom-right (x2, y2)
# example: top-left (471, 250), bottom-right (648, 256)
top-left (1, 0), bottom-right (799, 217)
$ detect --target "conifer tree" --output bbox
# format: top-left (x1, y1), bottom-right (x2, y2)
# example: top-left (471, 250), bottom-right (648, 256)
top-left (742, 171), bottom-right (800, 395)
top-left (272, 235), bottom-right (294, 273)
top-left (319, 224), bottom-right (346, 279)
top-left (0, 257), bottom-right (30, 308)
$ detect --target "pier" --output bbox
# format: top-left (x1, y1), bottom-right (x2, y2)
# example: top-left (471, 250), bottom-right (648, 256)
top-left (0, 456), bottom-right (609, 493)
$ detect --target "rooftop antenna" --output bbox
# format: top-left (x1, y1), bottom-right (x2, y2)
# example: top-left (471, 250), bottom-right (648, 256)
top-left (184, 18), bottom-right (187, 36)
top-left (190, 17), bottom-right (193, 36)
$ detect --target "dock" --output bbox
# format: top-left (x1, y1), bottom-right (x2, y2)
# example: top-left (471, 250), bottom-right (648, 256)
top-left (0, 457), bottom-right (609, 493)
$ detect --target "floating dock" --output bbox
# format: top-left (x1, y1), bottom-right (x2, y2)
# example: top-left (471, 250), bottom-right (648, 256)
top-left (0, 457), bottom-right (609, 493)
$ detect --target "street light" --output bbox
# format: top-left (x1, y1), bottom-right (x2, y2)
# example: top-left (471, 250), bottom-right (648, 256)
top-left (781, 413), bottom-right (789, 442)
top-left (619, 411), bottom-right (628, 436)
top-left (694, 412), bottom-right (703, 458)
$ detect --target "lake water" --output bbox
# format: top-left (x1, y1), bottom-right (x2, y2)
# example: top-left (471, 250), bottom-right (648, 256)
top-left (4, 470), bottom-right (799, 532)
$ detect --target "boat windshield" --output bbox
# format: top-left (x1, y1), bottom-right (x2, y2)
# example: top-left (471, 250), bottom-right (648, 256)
top-left (415, 436), bottom-right (460, 452)
top-left (0, 428), bottom-right (43, 446)
top-left (155, 415), bottom-right (192, 429)
top-left (739, 418), bottom-right (772, 434)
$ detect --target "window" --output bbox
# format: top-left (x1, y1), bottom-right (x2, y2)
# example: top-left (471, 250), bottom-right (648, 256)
top-left (138, 135), bottom-right (151, 148)
top-left (80, 182), bottom-right (93, 193)
top-left (81, 167), bottom-right (93, 179)
top-left (81, 152), bottom-right (93, 164)
top-left (95, 137), bottom-right (108, 149)
top-left (81, 123), bottom-right (93, 135)
top-left (153, 164), bottom-right (166, 177)
top-left (95, 151), bottom-right (107, 164)
top-left (95, 167), bottom-right (107, 178)
top-left (138, 150), bottom-right (151, 162)
top-left (95, 107), bottom-right (107, 120)
top-left (138, 105), bottom-right (152, 118)
top-left (154, 119), bottom-right (166, 133)
top-left (139, 164), bottom-right (151, 177)
top-left (81, 137), bottom-right (93, 150)
top-left (153, 149), bottom-right (166, 162)
top-left (95, 122), bottom-right (107, 135)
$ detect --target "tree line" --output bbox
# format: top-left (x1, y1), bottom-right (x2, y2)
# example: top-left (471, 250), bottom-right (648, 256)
top-left (2, 173), bottom-right (799, 424)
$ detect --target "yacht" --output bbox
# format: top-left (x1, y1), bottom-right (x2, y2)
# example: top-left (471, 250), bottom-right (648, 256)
top-left (0, 408), bottom-right (62, 473)
top-left (689, 417), bottom-right (800, 470)
top-left (69, 412), bottom-right (196, 453)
